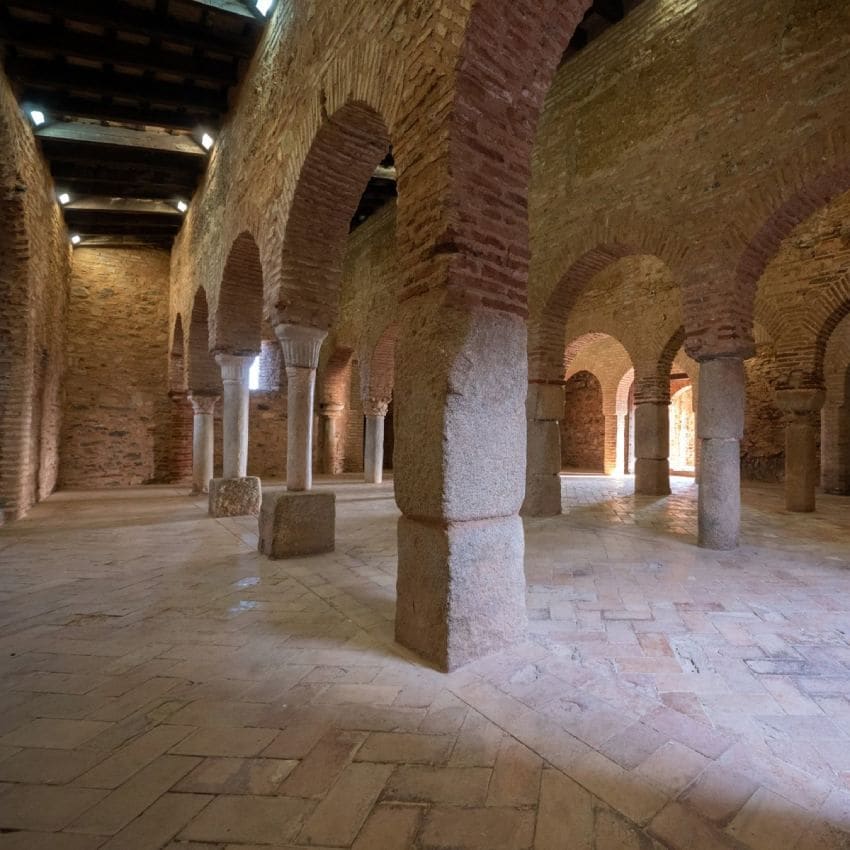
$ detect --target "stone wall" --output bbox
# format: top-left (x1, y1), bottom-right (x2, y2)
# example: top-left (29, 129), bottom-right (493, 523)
top-left (561, 372), bottom-right (605, 471)
top-left (0, 70), bottom-right (70, 520)
top-left (60, 248), bottom-right (171, 489)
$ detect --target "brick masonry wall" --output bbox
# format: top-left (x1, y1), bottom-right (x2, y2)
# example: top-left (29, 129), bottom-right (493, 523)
top-left (0, 70), bottom-right (70, 520)
top-left (561, 372), bottom-right (605, 471)
top-left (60, 248), bottom-right (172, 489)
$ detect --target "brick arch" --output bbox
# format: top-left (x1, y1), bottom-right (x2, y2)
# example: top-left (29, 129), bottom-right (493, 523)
top-left (814, 284), bottom-right (850, 386)
top-left (636, 326), bottom-right (686, 404)
top-left (735, 141), bottom-right (850, 350)
top-left (564, 332), bottom-right (634, 416)
top-left (187, 287), bottom-right (221, 396)
top-left (392, 0), bottom-right (588, 318)
top-left (362, 322), bottom-right (398, 405)
top-left (531, 242), bottom-right (685, 382)
top-left (275, 101), bottom-right (391, 330)
top-left (615, 368), bottom-right (635, 417)
top-left (213, 230), bottom-right (264, 355)
top-left (169, 314), bottom-right (187, 393)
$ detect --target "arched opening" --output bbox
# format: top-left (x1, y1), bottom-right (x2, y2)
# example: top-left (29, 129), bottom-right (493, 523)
top-left (318, 345), bottom-right (354, 475)
top-left (563, 333), bottom-right (634, 479)
top-left (167, 315), bottom-right (192, 484)
top-left (561, 371), bottom-right (604, 472)
top-left (669, 385), bottom-right (696, 474)
top-left (361, 322), bottom-right (397, 483)
top-left (214, 231), bottom-right (264, 356)
top-left (276, 102), bottom-right (392, 331)
top-left (187, 288), bottom-right (221, 397)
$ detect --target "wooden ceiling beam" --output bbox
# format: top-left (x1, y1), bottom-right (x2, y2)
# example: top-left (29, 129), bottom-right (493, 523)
top-left (37, 122), bottom-right (205, 156)
top-left (55, 177), bottom-right (193, 200)
top-left (64, 197), bottom-right (184, 215)
top-left (72, 235), bottom-right (175, 248)
top-left (19, 90), bottom-right (218, 130)
top-left (63, 210), bottom-right (183, 230)
top-left (10, 0), bottom-right (258, 57)
top-left (3, 18), bottom-right (239, 85)
top-left (9, 58), bottom-right (227, 112)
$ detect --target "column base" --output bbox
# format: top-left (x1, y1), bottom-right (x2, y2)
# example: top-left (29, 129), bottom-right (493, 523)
top-left (209, 476), bottom-right (262, 518)
top-left (258, 488), bottom-right (335, 558)
top-left (634, 458), bottom-right (671, 496)
top-left (395, 514), bottom-right (527, 672)
top-left (521, 474), bottom-right (562, 517)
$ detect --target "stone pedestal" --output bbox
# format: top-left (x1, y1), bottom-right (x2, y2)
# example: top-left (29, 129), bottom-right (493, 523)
top-left (521, 383), bottom-right (564, 517)
top-left (394, 297), bottom-right (528, 670)
top-left (189, 393), bottom-right (218, 495)
top-left (634, 401), bottom-right (671, 495)
top-left (697, 358), bottom-right (744, 549)
top-left (258, 487), bottom-right (335, 558)
top-left (209, 476), bottom-right (261, 517)
top-left (320, 402), bottom-right (344, 475)
top-left (275, 324), bottom-right (327, 491)
top-left (395, 514), bottom-right (526, 671)
top-left (363, 398), bottom-right (389, 484)
top-left (216, 353), bottom-right (253, 479)
top-left (776, 388), bottom-right (825, 513)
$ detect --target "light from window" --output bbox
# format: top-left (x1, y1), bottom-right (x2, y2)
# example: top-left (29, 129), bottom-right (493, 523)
top-left (249, 355), bottom-right (260, 390)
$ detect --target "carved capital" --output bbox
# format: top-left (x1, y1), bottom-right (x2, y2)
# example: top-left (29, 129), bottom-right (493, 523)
top-left (215, 353), bottom-right (253, 384)
top-left (363, 397), bottom-right (390, 417)
top-left (774, 387), bottom-right (825, 414)
top-left (274, 323), bottom-right (327, 369)
top-left (189, 393), bottom-right (219, 415)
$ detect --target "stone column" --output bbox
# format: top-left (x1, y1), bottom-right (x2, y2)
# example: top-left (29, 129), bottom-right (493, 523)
top-left (275, 324), bottom-right (327, 491)
top-left (363, 398), bottom-right (389, 484)
top-left (215, 353), bottom-right (252, 479)
top-left (697, 357), bottom-right (744, 549)
top-left (634, 401), bottom-right (671, 495)
top-left (395, 295), bottom-right (528, 670)
top-left (319, 402), bottom-right (345, 475)
top-left (521, 382), bottom-right (564, 516)
top-left (189, 393), bottom-right (218, 494)
top-left (776, 388), bottom-right (825, 512)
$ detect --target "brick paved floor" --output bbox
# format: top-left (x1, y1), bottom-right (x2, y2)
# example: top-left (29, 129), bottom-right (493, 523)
top-left (0, 473), bottom-right (848, 849)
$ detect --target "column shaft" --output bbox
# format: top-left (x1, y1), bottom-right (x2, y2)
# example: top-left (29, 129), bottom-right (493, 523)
top-left (364, 415), bottom-right (385, 483)
top-left (275, 324), bottom-right (327, 492)
top-left (697, 358), bottom-right (744, 549)
top-left (522, 383), bottom-right (564, 516)
top-left (776, 389), bottom-right (825, 513)
top-left (216, 354), bottom-right (252, 479)
top-left (634, 401), bottom-right (671, 495)
top-left (190, 394), bottom-right (217, 494)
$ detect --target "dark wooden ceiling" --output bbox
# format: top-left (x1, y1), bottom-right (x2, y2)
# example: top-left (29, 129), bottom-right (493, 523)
top-left (0, 0), bottom-right (266, 247)
top-left (0, 0), bottom-right (641, 247)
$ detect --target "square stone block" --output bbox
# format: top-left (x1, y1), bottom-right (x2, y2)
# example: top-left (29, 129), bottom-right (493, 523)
top-left (258, 488), bottom-right (335, 559)
top-left (395, 514), bottom-right (527, 671)
top-left (209, 476), bottom-right (262, 518)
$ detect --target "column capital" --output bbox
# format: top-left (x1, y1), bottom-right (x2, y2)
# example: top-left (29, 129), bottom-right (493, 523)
top-left (774, 387), bottom-right (826, 413)
top-left (215, 352), bottom-right (253, 383)
top-left (274, 323), bottom-right (327, 369)
top-left (320, 401), bottom-right (346, 418)
top-left (189, 393), bottom-right (219, 415)
top-left (363, 397), bottom-right (390, 417)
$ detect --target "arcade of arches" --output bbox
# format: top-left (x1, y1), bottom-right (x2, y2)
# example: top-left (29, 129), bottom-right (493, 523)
top-left (1, 2), bottom-right (850, 848)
